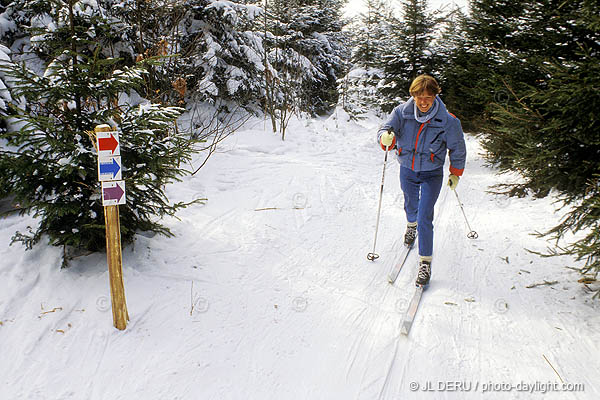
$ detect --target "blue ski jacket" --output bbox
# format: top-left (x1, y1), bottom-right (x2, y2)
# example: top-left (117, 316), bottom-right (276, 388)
top-left (377, 96), bottom-right (466, 176)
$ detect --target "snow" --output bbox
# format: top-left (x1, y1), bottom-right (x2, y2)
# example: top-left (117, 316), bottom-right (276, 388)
top-left (240, 40), bottom-right (265, 71)
top-left (0, 44), bottom-right (10, 61)
top-left (225, 66), bottom-right (246, 95)
top-left (226, 78), bottom-right (241, 95)
top-left (245, 5), bottom-right (263, 21)
top-left (0, 44), bottom-right (12, 110)
top-left (0, 109), bottom-right (599, 399)
top-left (206, 1), bottom-right (239, 24)
top-left (0, 13), bottom-right (16, 38)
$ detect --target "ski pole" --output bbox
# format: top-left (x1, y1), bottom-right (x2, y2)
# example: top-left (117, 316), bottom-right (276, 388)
top-left (367, 144), bottom-right (390, 261)
top-left (453, 189), bottom-right (478, 239)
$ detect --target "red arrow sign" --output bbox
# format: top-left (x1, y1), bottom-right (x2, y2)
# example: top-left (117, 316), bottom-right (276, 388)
top-left (98, 134), bottom-right (119, 154)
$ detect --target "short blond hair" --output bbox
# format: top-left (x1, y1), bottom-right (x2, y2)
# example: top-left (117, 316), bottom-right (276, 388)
top-left (409, 75), bottom-right (441, 96)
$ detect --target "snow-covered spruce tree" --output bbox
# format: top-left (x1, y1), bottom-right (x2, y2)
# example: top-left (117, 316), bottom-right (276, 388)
top-left (457, 0), bottom-right (549, 132)
top-left (340, 0), bottom-right (394, 115)
top-left (0, 0), bottom-right (199, 262)
top-left (350, 0), bottom-right (393, 69)
top-left (432, 5), bottom-right (487, 128)
top-left (337, 67), bottom-right (387, 118)
top-left (257, 0), bottom-right (313, 137)
top-left (264, 0), bottom-right (320, 136)
top-left (0, 0), bottom-right (25, 122)
top-left (264, 0), bottom-right (349, 116)
top-left (537, 51), bottom-right (600, 288)
top-left (60, 1), bottom-right (266, 110)
top-left (379, 0), bottom-right (439, 111)
top-left (0, 0), bottom-right (27, 43)
top-left (460, 0), bottom-right (599, 134)
top-left (0, 44), bottom-right (11, 136)
top-left (0, 3), bottom-right (22, 203)
top-left (469, 0), bottom-right (600, 288)
top-left (293, 0), bottom-right (349, 114)
top-left (173, 0), bottom-right (266, 108)
top-left (472, 0), bottom-right (600, 197)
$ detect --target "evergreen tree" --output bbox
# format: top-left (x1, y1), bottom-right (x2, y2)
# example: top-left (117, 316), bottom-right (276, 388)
top-left (261, 0), bottom-right (316, 135)
top-left (0, 44), bottom-right (11, 136)
top-left (530, 49), bottom-right (600, 284)
top-left (467, 0), bottom-right (600, 286)
top-left (173, 0), bottom-right (267, 107)
top-left (0, 0), bottom-right (199, 263)
top-left (434, 4), bottom-right (494, 129)
top-left (263, 0), bottom-right (349, 116)
top-left (295, 0), bottom-right (349, 114)
top-left (350, 0), bottom-right (393, 69)
top-left (337, 67), bottom-right (387, 117)
top-left (341, 0), bottom-right (396, 115)
top-left (473, 0), bottom-right (600, 196)
top-left (379, 0), bottom-right (439, 110)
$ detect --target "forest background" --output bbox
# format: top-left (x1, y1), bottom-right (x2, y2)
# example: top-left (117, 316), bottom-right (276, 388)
top-left (0, 0), bottom-right (598, 293)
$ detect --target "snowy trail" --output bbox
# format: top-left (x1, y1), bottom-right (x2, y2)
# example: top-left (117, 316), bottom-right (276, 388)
top-left (1, 110), bottom-right (599, 399)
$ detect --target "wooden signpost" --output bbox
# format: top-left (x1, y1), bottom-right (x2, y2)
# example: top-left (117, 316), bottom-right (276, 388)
top-left (94, 124), bottom-right (129, 330)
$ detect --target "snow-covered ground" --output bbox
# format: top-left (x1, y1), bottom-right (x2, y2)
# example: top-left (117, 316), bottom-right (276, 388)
top-left (1, 109), bottom-right (599, 400)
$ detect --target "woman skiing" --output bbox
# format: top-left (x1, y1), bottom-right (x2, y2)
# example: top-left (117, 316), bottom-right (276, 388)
top-left (377, 74), bottom-right (466, 286)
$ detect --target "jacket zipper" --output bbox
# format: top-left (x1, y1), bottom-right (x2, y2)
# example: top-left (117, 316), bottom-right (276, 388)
top-left (411, 121), bottom-right (429, 171)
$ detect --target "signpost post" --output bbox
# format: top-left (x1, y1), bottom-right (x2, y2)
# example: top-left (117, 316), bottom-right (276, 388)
top-left (94, 124), bottom-right (129, 330)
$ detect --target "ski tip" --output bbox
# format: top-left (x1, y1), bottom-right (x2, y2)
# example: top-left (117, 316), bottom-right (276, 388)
top-left (400, 325), bottom-right (410, 335)
top-left (388, 276), bottom-right (395, 284)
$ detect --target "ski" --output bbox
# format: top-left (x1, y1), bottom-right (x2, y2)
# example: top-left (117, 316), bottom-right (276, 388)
top-left (400, 284), bottom-right (425, 335)
top-left (387, 244), bottom-right (414, 284)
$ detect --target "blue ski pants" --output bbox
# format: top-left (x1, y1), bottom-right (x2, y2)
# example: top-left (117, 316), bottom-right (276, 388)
top-left (399, 166), bottom-right (444, 257)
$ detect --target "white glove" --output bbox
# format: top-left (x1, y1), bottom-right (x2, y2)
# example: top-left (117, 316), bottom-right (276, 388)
top-left (380, 131), bottom-right (394, 148)
top-left (447, 174), bottom-right (459, 190)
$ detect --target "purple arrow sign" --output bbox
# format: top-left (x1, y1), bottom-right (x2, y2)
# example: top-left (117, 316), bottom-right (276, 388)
top-left (102, 181), bottom-right (126, 206)
top-left (104, 184), bottom-right (124, 201)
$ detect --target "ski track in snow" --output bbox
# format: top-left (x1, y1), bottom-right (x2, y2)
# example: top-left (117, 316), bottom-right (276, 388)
top-left (1, 111), bottom-right (599, 399)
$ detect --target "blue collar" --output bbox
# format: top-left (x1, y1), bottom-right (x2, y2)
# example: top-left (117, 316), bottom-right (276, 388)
top-left (402, 97), bottom-right (448, 127)
top-left (414, 97), bottom-right (439, 123)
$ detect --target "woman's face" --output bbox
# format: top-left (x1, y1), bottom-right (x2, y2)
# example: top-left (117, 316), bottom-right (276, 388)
top-left (415, 91), bottom-right (435, 113)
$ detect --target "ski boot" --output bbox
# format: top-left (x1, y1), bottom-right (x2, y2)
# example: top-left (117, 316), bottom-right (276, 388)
top-left (416, 257), bottom-right (431, 286)
top-left (404, 222), bottom-right (417, 247)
